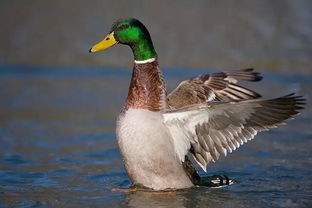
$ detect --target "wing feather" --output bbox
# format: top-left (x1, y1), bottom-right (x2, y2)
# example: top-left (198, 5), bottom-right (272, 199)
top-left (167, 68), bottom-right (263, 109)
top-left (164, 94), bottom-right (305, 171)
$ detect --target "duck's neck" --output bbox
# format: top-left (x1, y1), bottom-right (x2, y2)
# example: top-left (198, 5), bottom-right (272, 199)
top-left (126, 59), bottom-right (166, 111)
top-left (130, 35), bottom-right (157, 61)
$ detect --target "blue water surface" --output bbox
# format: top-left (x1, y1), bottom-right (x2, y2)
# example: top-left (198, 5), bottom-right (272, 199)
top-left (0, 65), bottom-right (311, 207)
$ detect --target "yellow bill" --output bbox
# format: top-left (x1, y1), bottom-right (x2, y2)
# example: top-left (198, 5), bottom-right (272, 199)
top-left (89, 32), bottom-right (117, 53)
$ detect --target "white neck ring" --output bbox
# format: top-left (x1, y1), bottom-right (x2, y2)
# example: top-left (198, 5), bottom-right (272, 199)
top-left (134, 58), bottom-right (156, 64)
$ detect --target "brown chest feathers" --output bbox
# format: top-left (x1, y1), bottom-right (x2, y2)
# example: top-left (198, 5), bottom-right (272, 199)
top-left (126, 60), bottom-right (166, 111)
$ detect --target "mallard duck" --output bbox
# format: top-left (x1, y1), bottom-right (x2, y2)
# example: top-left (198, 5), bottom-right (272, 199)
top-left (89, 18), bottom-right (305, 191)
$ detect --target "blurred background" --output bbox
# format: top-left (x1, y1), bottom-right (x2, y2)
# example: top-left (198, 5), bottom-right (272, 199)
top-left (0, 0), bottom-right (311, 74)
top-left (0, 1), bottom-right (311, 207)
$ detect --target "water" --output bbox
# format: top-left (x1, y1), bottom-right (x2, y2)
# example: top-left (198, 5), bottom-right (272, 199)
top-left (0, 65), bottom-right (311, 207)
top-left (1, 1), bottom-right (312, 74)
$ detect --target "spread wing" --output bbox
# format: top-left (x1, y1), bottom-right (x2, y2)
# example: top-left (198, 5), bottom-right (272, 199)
top-left (163, 94), bottom-right (305, 171)
top-left (167, 68), bottom-right (263, 109)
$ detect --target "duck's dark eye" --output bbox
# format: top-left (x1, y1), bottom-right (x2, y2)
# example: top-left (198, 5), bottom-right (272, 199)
top-left (106, 37), bottom-right (110, 40)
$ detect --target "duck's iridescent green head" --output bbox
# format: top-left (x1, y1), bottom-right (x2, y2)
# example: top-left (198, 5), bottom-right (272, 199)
top-left (89, 18), bottom-right (157, 61)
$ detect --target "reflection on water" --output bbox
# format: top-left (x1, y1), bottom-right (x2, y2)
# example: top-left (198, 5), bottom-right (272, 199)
top-left (123, 187), bottom-right (258, 208)
top-left (0, 65), bottom-right (311, 207)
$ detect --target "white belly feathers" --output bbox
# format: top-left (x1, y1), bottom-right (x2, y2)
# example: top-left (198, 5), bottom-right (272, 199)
top-left (116, 108), bottom-right (193, 190)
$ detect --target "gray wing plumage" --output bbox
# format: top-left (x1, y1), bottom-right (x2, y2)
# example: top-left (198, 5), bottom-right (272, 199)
top-left (164, 94), bottom-right (305, 171)
top-left (167, 68), bottom-right (263, 109)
